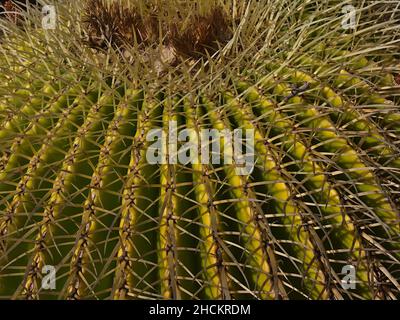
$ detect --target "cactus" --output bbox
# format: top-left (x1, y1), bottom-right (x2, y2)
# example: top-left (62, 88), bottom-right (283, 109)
top-left (0, 0), bottom-right (399, 300)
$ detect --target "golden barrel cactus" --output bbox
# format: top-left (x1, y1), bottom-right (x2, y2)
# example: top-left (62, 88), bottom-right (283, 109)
top-left (0, 0), bottom-right (399, 299)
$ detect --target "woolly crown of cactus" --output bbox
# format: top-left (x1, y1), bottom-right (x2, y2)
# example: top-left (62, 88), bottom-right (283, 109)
top-left (0, 0), bottom-right (399, 300)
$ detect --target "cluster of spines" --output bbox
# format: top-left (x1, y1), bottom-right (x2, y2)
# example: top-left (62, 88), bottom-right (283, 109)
top-left (0, 0), bottom-right (399, 300)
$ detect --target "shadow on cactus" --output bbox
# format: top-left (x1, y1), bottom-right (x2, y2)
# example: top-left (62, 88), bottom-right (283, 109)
top-left (0, 0), bottom-right (399, 300)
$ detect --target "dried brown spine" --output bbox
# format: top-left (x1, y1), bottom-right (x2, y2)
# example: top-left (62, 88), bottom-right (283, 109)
top-left (83, 0), bottom-right (232, 60)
